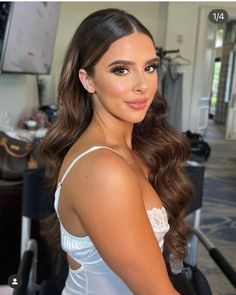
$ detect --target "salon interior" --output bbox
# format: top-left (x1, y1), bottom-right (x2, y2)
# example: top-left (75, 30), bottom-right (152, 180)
top-left (0, 2), bottom-right (236, 295)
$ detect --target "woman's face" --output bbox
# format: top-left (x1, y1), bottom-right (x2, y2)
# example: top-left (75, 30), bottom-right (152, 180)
top-left (81, 32), bottom-right (158, 124)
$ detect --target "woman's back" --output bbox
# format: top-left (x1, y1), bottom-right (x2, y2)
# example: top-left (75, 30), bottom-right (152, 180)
top-left (54, 146), bottom-right (170, 294)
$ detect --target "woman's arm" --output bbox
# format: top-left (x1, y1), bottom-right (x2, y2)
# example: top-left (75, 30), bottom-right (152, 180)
top-left (63, 149), bottom-right (179, 295)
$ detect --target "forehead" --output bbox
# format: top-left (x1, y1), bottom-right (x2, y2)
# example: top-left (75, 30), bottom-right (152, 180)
top-left (98, 32), bottom-right (156, 64)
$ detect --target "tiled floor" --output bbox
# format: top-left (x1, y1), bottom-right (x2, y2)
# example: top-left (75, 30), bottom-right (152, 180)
top-left (196, 120), bottom-right (236, 295)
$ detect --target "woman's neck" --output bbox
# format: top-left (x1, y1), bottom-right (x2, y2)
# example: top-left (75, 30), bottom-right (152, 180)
top-left (88, 113), bottom-right (133, 149)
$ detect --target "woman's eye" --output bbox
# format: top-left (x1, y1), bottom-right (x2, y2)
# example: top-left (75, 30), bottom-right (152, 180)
top-left (111, 66), bottom-right (129, 75)
top-left (145, 63), bottom-right (159, 72)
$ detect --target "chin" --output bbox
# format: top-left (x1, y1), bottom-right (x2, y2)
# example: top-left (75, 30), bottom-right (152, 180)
top-left (128, 113), bottom-right (147, 124)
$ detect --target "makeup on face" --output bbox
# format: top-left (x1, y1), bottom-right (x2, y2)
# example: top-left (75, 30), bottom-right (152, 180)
top-left (90, 33), bottom-right (158, 123)
top-left (126, 100), bottom-right (148, 110)
top-left (108, 58), bottom-right (159, 76)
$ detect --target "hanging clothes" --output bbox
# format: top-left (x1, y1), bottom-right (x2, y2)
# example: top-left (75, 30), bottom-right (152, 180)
top-left (158, 58), bottom-right (183, 131)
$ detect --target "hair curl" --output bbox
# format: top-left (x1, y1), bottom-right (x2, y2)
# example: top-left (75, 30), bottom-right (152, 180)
top-left (40, 8), bottom-right (192, 260)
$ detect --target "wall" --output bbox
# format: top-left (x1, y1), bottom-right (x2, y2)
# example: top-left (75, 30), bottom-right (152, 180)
top-left (165, 3), bottom-right (199, 131)
top-left (165, 2), bottom-right (236, 131)
top-left (0, 75), bottom-right (38, 127)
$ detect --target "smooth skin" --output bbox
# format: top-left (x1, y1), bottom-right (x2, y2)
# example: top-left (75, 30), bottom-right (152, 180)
top-left (57, 32), bottom-right (180, 295)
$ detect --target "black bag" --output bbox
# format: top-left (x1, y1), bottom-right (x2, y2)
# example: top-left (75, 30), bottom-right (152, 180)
top-left (190, 139), bottom-right (211, 161)
top-left (0, 130), bottom-right (37, 181)
top-left (184, 130), bottom-right (211, 161)
top-left (164, 250), bottom-right (212, 295)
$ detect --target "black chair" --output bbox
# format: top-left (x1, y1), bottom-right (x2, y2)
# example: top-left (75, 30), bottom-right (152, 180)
top-left (185, 162), bottom-right (236, 290)
top-left (13, 240), bottom-right (36, 295)
top-left (0, 184), bottom-right (22, 285)
top-left (14, 168), bottom-right (67, 295)
top-left (20, 168), bottom-right (53, 258)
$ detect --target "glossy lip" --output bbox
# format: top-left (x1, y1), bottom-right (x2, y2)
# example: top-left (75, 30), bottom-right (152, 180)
top-left (126, 99), bottom-right (148, 110)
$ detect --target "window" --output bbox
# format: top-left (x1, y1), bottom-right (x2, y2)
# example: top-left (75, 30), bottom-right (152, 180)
top-left (215, 29), bottom-right (224, 48)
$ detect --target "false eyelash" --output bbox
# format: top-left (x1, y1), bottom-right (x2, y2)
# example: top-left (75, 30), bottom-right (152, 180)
top-left (110, 65), bottom-right (128, 74)
top-left (147, 63), bottom-right (159, 70)
top-left (110, 63), bottom-right (160, 75)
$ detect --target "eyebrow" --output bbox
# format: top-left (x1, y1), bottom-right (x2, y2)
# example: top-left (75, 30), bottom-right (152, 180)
top-left (107, 57), bottom-right (159, 68)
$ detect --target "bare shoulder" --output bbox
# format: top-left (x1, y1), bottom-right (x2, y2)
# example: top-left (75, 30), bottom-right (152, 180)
top-left (62, 147), bottom-right (146, 241)
top-left (83, 148), bottom-right (137, 184)
top-left (63, 147), bottom-right (142, 202)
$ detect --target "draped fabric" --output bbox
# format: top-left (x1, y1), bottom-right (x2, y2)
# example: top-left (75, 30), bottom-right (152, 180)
top-left (158, 58), bottom-right (183, 131)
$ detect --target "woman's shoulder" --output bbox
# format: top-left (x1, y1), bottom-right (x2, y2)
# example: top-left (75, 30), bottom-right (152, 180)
top-left (62, 144), bottom-right (142, 209)
top-left (59, 142), bottom-right (134, 185)
top-left (75, 145), bottom-right (132, 178)
top-left (57, 144), bottom-right (145, 249)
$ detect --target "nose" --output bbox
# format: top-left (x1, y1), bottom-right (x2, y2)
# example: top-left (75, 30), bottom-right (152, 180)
top-left (132, 71), bottom-right (148, 93)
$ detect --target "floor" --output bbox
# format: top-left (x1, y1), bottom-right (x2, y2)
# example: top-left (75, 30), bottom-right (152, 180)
top-left (194, 120), bottom-right (236, 295)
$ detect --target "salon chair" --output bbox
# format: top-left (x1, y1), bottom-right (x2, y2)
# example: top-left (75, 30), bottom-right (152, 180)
top-left (13, 168), bottom-right (68, 295)
top-left (0, 183), bottom-right (22, 284)
top-left (185, 162), bottom-right (236, 289)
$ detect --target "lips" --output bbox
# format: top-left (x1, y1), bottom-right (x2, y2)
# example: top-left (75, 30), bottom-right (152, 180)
top-left (126, 99), bottom-right (148, 110)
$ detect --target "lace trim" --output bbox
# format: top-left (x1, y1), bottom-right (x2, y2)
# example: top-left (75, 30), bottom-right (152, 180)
top-left (146, 207), bottom-right (170, 231)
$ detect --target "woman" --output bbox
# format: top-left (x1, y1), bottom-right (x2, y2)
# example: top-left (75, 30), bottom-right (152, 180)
top-left (41, 8), bottom-right (192, 295)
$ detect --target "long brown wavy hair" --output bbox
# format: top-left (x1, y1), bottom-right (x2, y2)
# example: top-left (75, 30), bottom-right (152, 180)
top-left (40, 8), bottom-right (192, 260)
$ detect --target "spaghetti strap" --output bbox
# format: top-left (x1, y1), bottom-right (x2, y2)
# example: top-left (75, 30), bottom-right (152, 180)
top-left (57, 146), bottom-right (119, 187)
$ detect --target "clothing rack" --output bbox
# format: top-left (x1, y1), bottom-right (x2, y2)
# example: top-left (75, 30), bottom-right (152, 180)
top-left (156, 47), bottom-right (180, 59)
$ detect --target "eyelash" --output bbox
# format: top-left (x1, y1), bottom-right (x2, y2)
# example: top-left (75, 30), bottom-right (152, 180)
top-left (110, 63), bottom-right (159, 75)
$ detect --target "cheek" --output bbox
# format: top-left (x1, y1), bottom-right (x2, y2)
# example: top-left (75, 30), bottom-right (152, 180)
top-left (101, 79), bottom-right (129, 98)
top-left (153, 83), bottom-right (158, 94)
top-left (150, 75), bottom-right (158, 94)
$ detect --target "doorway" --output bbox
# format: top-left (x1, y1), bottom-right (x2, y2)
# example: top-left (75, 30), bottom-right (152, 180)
top-left (208, 21), bottom-right (236, 140)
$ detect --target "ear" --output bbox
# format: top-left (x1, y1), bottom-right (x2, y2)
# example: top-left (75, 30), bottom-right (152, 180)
top-left (78, 69), bottom-right (95, 94)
